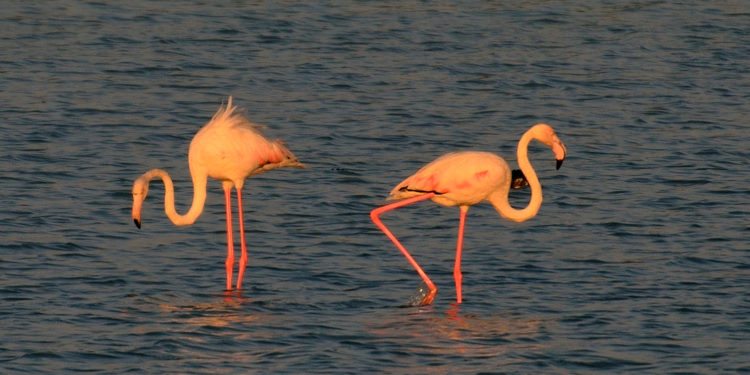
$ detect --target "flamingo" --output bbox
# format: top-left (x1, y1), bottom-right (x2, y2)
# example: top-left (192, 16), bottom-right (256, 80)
top-left (131, 97), bottom-right (304, 291)
top-left (370, 123), bottom-right (567, 306)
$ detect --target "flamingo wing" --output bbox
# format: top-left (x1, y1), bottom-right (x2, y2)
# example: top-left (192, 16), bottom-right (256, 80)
top-left (190, 101), bottom-right (303, 184)
top-left (389, 151), bottom-right (509, 206)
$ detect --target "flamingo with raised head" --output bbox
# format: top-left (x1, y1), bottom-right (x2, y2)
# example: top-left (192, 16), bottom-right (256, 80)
top-left (370, 123), bottom-right (567, 306)
top-left (131, 97), bottom-right (304, 291)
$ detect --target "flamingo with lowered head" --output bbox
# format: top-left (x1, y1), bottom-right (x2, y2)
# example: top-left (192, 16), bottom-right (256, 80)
top-left (370, 123), bottom-right (567, 306)
top-left (131, 97), bottom-right (304, 291)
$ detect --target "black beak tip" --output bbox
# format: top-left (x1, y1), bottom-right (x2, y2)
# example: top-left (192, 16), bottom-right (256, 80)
top-left (556, 159), bottom-right (564, 170)
top-left (134, 219), bottom-right (141, 229)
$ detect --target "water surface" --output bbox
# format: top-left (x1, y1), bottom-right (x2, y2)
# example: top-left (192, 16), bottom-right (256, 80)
top-left (1, 2), bottom-right (748, 373)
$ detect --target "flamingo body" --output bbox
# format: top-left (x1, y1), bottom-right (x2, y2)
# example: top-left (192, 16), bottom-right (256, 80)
top-left (132, 97), bottom-right (303, 291)
top-left (190, 104), bottom-right (300, 187)
top-left (390, 151), bottom-right (510, 207)
top-left (371, 123), bottom-right (567, 306)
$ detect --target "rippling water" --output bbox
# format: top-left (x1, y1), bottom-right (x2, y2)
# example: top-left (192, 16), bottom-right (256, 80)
top-left (1, 2), bottom-right (748, 373)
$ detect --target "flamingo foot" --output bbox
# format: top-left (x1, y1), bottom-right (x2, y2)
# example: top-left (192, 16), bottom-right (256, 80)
top-left (408, 283), bottom-right (438, 306)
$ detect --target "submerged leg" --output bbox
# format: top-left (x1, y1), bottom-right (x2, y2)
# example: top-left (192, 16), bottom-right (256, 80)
top-left (223, 183), bottom-right (235, 291)
top-left (370, 193), bottom-right (438, 306)
top-left (454, 206), bottom-right (469, 304)
top-left (235, 188), bottom-right (249, 290)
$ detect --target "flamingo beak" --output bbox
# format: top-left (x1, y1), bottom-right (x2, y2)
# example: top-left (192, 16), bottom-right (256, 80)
top-left (552, 137), bottom-right (567, 170)
top-left (132, 199), bottom-right (143, 229)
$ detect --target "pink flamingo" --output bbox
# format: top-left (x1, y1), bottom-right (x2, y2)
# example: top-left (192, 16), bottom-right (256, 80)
top-left (131, 97), bottom-right (304, 291)
top-left (370, 123), bottom-right (567, 306)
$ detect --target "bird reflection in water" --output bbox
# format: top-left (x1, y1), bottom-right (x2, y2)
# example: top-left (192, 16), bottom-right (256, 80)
top-left (368, 302), bottom-right (545, 362)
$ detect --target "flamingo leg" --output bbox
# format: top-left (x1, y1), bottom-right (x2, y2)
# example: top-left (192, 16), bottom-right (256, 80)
top-left (454, 206), bottom-right (469, 304)
top-left (223, 184), bottom-right (235, 291)
top-left (370, 193), bottom-right (438, 306)
top-left (235, 188), bottom-right (248, 290)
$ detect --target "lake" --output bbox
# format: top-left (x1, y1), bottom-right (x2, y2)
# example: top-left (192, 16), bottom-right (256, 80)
top-left (1, 1), bottom-right (748, 373)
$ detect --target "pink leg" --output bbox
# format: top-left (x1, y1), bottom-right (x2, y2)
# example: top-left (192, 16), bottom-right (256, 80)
top-left (235, 188), bottom-right (249, 290)
top-left (454, 206), bottom-right (469, 304)
top-left (223, 185), bottom-right (235, 291)
top-left (370, 193), bottom-right (438, 305)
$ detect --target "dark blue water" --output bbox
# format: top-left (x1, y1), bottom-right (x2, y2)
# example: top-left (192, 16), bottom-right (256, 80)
top-left (2, 2), bottom-right (748, 373)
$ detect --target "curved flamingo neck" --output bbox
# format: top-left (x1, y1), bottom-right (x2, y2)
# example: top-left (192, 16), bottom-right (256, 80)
top-left (489, 129), bottom-right (543, 223)
top-left (142, 168), bottom-right (207, 226)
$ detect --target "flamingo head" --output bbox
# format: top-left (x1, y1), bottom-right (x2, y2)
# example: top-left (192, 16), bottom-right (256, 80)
top-left (131, 177), bottom-right (149, 229)
top-left (530, 123), bottom-right (567, 170)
